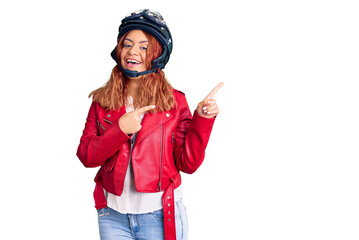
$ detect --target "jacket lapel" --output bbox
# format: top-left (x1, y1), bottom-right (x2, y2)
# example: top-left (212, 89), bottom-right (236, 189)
top-left (135, 111), bottom-right (173, 145)
top-left (102, 105), bottom-right (127, 124)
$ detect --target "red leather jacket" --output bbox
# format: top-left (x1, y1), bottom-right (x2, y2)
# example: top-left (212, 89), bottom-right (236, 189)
top-left (77, 89), bottom-right (215, 239)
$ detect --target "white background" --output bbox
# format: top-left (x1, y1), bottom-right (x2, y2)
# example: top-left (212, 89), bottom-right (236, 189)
top-left (0, 0), bottom-right (358, 239)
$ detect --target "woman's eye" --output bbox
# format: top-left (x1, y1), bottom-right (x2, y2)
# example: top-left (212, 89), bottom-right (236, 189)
top-left (141, 46), bottom-right (147, 50)
top-left (124, 44), bottom-right (131, 48)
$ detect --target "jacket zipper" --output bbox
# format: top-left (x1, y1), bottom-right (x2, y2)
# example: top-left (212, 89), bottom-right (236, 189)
top-left (97, 120), bottom-right (105, 130)
top-left (119, 140), bottom-right (132, 194)
top-left (157, 125), bottom-right (163, 191)
top-left (103, 118), bottom-right (113, 124)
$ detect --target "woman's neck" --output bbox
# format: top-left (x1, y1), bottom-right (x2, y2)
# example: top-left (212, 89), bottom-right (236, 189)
top-left (127, 77), bottom-right (141, 103)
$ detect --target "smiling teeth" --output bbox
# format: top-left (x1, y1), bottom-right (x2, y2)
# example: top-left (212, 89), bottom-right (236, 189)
top-left (127, 59), bottom-right (141, 64)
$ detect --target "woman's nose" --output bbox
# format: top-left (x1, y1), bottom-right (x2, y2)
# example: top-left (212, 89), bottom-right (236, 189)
top-left (129, 45), bottom-right (139, 55)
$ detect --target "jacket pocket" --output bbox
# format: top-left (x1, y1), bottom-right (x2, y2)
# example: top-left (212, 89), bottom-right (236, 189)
top-left (97, 120), bottom-right (106, 135)
top-left (97, 118), bottom-right (113, 135)
top-left (103, 157), bottom-right (116, 173)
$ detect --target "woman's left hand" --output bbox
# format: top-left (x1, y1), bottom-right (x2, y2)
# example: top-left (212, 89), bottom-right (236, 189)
top-left (196, 82), bottom-right (224, 118)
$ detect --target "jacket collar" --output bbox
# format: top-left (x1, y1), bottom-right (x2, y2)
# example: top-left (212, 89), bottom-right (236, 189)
top-left (135, 110), bottom-right (173, 145)
top-left (102, 105), bottom-right (127, 124)
top-left (99, 103), bottom-right (173, 145)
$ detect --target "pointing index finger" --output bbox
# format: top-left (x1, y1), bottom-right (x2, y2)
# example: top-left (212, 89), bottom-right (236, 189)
top-left (136, 105), bottom-right (156, 114)
top-left (204, 82), bottom-right (224, 101)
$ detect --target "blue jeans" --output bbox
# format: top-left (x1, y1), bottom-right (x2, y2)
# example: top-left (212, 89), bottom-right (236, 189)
top-left (98, 199), bottom-right (188, 240)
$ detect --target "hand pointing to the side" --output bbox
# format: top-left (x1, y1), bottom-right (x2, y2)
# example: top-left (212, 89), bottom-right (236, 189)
top-left (118, 105), bottom-right (156, 134)
top-left (196, 82), bottom-right (224, 118)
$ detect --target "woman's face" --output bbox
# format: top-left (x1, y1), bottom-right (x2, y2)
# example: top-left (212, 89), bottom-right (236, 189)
top-left (120, 30), bottom-right (148, 75)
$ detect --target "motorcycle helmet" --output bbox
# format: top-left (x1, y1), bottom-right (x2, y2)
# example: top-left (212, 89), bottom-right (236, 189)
top-left (111, 9), bottom-right (173, 78)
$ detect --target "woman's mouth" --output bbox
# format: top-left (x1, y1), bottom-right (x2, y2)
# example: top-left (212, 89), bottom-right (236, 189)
top-left (126, 59), bottom-right (142, 68)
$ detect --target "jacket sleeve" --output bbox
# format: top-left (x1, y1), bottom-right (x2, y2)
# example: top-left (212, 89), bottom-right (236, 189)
top-left (173, 96), bottom-right (215, 174)
top-left (76, 102), bottom-right (130, 168)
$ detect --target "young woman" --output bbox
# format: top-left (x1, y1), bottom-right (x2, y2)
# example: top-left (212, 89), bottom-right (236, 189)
top-left (77, 9), bottom-right (223, 240)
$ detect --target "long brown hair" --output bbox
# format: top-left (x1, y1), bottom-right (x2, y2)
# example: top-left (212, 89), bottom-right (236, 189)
top-left (89, 31), bottom-right (175, 112)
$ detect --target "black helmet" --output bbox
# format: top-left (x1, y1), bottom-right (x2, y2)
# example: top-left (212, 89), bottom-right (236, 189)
top-left (111, 9), bottom-right (173, 78)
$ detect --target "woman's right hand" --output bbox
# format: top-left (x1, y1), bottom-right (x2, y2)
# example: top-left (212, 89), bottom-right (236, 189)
top-left (118, 105), bottom-right (156, 134)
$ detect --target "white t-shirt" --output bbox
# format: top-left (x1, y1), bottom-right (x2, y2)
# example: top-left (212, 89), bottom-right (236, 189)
top-left (106, 96), bottom-right (183, 214)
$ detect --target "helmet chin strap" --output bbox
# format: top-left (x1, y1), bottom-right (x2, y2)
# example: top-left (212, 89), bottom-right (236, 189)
top-left (120, 66), bottom-right (162, 78)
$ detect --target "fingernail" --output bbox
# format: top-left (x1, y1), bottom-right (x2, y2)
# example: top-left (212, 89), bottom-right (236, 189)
top-left (207, 112), bottom-right (211, 114)
top-left (203, 107), bottom-right (207, 110)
